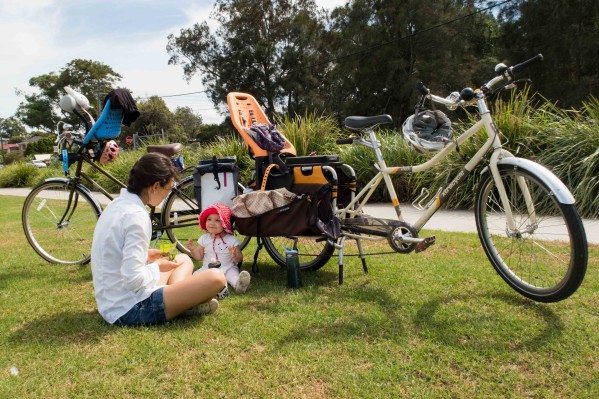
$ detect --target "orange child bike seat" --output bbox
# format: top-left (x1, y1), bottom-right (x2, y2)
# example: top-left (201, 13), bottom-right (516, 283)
top-left (227, 92), bottom-right (296, 158)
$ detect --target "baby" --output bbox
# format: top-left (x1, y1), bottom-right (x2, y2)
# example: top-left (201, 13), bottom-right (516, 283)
top-left (187, 203), bottom-right (250, 296)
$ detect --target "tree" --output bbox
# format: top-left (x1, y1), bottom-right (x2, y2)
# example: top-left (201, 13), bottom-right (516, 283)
top-left (127, 97), bottom-right (187, 144)
top-left (167, 0), bottom-right (329, 118)
top-left (0, 117), bottom-right (26, 138)
top-left (16, 59), bottom-right (122, 132)
top-left (326, 0), bottom-right (498, 124)
top-left (173, 106), bottom-right (203, 141)
top-left (24, 137), bottom-right (55, 156)
top-left (497, 0), bottom-right (599, 107)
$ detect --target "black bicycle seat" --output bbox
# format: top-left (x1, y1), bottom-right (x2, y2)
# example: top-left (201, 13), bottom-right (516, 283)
top-left (344, 115), bottom-right (393, 130)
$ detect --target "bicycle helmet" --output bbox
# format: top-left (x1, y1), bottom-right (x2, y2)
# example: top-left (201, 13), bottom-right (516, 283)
top-left (402, 110), bottom-right (453, 154)
top-left (99, 140), bottom-right (119, 164)
top-left (59, 94), bottom-right (77, 112)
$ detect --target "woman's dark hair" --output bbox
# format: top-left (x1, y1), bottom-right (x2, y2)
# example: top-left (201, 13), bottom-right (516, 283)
top-left (127, 152), bottom-right (180, 195)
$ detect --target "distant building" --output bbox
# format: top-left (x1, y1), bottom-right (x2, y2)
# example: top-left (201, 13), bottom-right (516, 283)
top-left (18, 136), bottom-right (45, 155)
top-left (1, 143), bottom-right (20, 153)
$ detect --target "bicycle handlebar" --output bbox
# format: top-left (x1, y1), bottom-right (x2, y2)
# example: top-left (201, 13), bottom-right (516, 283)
top-left (415, 81), bottom-right (430, 96)
top-left (417, 54), bottom-right (544, 107)
top-left (510, 53), bottom-right (543, 76)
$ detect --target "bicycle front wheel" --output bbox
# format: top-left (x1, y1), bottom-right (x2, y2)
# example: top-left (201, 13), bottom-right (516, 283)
top-left (262, 236), bottom-right (335, 271)
top-left (162, 177), bottom-right (250, 255)
top-left (22, 180), bottom-right (101, 265)
top-left (475, 165), bottom-right (587, 302)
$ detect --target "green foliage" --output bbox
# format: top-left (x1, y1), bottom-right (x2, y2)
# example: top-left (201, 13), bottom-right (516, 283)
top-left (0, 162), bottom-right (39, 187)
top-left (497, 0), bottom-right (599, 108)
top-left (3, 152), bottom-right (24, 165)
top-left (173, 106), bottom-right (203, 141)
top-left (24, 137), bottom-right (54, 156)
top-left (275, 112), bottom-right (342, 156)
top-left (3, 95), bottom-right (598, 218)
top-left (0, 116), bottom-right (26, 137)
top-left (419, 92), bottom-right (599, 216)
top-left (167, 0), bottom-right (329, 118)
top-left (125, 98), bottom-right (210, 145)
top-left (16, 59), bottom-right (121, 132)
top-left (89, 149), bottom-right (146, 194)
top-left (328, 0), bottom-right (498, 123)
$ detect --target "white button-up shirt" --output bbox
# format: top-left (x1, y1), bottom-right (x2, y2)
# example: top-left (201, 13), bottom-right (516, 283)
top-left (91, 188), bottom-right (160, 324)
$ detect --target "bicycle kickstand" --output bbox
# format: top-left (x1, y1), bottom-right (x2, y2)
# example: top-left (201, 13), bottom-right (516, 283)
top-left (332, 235), bottom-right (369, 285)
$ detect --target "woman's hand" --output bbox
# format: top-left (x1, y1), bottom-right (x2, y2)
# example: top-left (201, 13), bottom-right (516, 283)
top-left (147, 248), bottom-right (163, 263)
top-left (156, 257), bottom-right (180, 272)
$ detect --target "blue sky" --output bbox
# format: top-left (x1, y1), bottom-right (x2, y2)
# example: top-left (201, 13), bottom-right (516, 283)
top-left (0, 0), bottom-right (345, 125)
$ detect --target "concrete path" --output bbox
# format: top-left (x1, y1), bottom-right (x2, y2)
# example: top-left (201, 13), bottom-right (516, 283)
top-left (2, 187), bottom-right (597, 244)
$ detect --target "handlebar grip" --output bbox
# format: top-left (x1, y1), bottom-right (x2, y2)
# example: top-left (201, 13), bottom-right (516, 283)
top-left (336, 138), bottom-right (354, 145)
top-left (415, 82), bottom-right (430, 96)
top-left (511, 54), bottom-right (543, 75)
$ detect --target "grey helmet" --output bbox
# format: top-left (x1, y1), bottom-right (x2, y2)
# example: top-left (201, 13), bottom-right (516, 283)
top-left (402, 110), bottom-right (453, 153)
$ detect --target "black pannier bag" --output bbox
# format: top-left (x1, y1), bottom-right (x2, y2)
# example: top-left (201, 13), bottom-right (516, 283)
top-left (193, 156), bottom-right (239, 211)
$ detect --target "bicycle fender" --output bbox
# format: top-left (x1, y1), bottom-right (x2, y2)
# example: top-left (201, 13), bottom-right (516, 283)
top-left (44, 177), bottom-right (104, 212)
top-left (482, 158), bottom-right (575, 204)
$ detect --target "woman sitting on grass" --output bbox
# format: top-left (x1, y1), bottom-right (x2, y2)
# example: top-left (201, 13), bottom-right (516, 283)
top-left (90, 152), bottom-right (226, 326)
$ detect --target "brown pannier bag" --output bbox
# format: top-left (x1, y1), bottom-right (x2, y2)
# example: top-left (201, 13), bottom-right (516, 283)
top-left (232, 192), bottom-right (319, 237)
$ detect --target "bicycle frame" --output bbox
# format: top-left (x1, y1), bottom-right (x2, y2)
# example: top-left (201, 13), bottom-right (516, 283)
top-left (59, 151), bottom-right (198, 235)
top-left (338, 94), bottom-right (527, 236)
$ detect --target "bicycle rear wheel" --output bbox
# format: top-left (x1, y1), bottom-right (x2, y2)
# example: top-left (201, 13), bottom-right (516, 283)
top-left (22, 180), bottom-right (101, 265)
top-left (475, 165), bottom-right (587, 302)
top-left (262, 236), bottom-right (335, 271)
top-left (162, 177), bottom-right (250, 255)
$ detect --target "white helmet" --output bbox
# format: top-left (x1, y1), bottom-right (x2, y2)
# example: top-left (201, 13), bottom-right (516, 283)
top-left (63, 86), bottom-right (90, 111)
top-left (402, 110), bottom-right (453, 154)
top-left (59, 94), bottom-right (77, 112)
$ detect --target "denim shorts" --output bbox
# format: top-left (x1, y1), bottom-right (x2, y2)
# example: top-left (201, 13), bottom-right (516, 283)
top-left (114, 287), bottom-right (167, 327)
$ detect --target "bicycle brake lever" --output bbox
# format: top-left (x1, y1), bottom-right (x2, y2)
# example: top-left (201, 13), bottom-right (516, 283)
top-left (506, 79), bottom-right (532, 90)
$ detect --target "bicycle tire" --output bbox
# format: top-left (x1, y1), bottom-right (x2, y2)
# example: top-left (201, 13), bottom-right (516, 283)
top-left (262, 236), bottom-right (335, 271)
top-left (475, 164), bottom-right (587, 302)
top-left (162, 177), bottom-right (250, 255)
top-left (22, 180), bottom-right (102, 265)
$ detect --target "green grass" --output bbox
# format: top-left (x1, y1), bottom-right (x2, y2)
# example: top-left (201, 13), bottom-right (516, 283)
top-left (1, 195), bottom-right (598, 398)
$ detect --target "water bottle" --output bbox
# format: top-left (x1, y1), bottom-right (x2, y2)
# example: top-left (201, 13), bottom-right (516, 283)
top-left (285, 248), bottom-right (302, 288)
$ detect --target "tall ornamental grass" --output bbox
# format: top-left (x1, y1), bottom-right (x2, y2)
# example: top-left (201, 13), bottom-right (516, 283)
top-left (1, 95), bottom-right (597, 217)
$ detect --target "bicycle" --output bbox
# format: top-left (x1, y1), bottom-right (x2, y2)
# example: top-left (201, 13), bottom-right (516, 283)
top-left (21, 88), bottom-right (217, 265)
top-left (241, 54), bottom-right (588, 303)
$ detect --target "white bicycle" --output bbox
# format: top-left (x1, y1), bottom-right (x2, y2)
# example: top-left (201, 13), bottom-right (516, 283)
top-left (266, 54), bottom-right (588, 303)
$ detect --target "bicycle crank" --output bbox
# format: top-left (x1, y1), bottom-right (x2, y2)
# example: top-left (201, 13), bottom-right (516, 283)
top-left (387, 223), bottom-right (436, 254)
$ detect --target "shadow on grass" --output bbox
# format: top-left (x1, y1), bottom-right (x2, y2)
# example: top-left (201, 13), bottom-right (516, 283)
top-left (9, 311), bottom-right (111, 346)
top-left (413, 292), bottom-right (564, 352)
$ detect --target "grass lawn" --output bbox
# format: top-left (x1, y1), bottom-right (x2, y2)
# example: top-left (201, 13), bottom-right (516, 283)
top-left (1, 194), bottom-right (597, 398)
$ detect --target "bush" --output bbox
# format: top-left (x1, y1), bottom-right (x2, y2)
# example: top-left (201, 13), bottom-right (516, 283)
top-left (0, 162), bottom-right (39, 187)
top-left (2, 97), bottom-right (598, 218)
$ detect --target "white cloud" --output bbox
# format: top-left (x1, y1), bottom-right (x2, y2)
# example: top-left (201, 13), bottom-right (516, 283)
top-left (1, 0), bottom-right (350, 124)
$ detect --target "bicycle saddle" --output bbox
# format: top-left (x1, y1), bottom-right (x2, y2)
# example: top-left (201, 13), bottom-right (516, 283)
top-left (344, 115), bottom-right (393, 130)
top-left (146, 143), bottom-right (183, 157)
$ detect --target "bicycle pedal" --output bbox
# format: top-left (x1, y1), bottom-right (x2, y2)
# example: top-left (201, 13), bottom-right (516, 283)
top-left (415, 236), bottom-right (436, 253)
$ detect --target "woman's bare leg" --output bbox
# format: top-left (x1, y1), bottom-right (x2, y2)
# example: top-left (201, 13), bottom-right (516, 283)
top-left (167, 253), bottom-right (194, 284)
top-left (156, 254), bottom-right (193, 286)
top-left (163, 268), bottom-right (226, 319)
